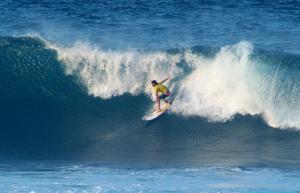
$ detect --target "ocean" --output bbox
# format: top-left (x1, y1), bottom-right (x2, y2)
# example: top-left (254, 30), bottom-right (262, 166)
top-left (1, 0), bottom-right (300, 192)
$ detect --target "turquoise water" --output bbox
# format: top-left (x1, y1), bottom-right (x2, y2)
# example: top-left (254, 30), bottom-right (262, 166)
top-left (1, 163), bottom-right (300, 193)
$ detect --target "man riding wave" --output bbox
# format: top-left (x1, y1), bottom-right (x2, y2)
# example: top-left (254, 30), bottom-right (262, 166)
top-left (151, 76), bottom-right (171, 112)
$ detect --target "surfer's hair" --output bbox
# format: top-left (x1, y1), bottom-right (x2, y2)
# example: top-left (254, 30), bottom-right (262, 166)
top-left (151, 80), bottom-right (158, 85)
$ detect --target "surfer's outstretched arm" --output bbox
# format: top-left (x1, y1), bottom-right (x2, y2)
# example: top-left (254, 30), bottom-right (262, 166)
top-left (159, 76), bottom-right (171, 84)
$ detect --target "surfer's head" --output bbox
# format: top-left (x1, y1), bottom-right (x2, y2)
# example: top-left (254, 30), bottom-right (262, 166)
top-left (151, 80), bottom-right (158, 87)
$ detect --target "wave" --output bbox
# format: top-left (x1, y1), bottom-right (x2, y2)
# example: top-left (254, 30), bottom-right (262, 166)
top-left (45, 38), bottom-right (300, 129)
top-left (0, 35), bottom-right (300, 131)
top-left (2, 35), bottom-right (300, 165)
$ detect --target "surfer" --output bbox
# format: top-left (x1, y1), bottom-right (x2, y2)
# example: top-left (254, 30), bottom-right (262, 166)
top-left (151, 76), bottom-right (171, 112)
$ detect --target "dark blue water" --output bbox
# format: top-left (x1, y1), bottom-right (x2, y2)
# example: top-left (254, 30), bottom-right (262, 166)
top-left (1, 0), bottom-right (300, 52)
top-left (1, 0), bottom-right (300, 192)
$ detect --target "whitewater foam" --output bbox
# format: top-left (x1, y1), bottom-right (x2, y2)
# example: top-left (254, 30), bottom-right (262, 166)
top-left (48, 41), bottom-right (182, 99)
top-left (173, 42), bottom-right (262, 121)
top-left (46, 40), bottom-right (300, 129)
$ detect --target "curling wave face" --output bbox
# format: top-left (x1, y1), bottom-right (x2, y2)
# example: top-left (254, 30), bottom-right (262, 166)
top-left (47, 39), bottom-right (300, 129)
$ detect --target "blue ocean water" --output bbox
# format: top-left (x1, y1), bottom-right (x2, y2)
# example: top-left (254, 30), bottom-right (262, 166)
top-left (1, 0), bottom-right (300, 192)
top-left (1, 163), bottom-right (300, 193)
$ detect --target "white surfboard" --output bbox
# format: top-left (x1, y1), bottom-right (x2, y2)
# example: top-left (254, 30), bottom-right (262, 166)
top-left (142, 103), bottom-right (171, 121)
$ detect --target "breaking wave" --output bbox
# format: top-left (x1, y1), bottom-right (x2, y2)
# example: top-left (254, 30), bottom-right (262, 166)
top-left (47, 39), bottom-right (300, 129)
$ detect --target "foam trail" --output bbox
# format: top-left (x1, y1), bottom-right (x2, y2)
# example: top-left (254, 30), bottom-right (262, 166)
top-left (47, 40), bottom-right (300, 129)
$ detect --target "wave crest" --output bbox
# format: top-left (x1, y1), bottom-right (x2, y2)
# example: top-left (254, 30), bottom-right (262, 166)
top-left (49, 42), bottom-right (183, 99)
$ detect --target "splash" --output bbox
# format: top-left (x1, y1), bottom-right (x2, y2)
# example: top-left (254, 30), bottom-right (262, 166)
top-left (173, 42), bottom-right (261, 121)
top-left (48, 42), bottom-right (182, 99)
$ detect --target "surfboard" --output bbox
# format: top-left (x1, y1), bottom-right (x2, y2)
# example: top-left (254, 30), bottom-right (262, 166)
top-left (143, 103), bottom-right (171, 121)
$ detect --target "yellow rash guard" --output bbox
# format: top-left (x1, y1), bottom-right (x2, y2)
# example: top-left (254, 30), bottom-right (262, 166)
top-left (153, 83), bottom-right (168, 93)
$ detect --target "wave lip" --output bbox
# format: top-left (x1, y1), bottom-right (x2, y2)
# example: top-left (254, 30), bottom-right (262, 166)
top-left (48, 41), bottom-right (185, 99)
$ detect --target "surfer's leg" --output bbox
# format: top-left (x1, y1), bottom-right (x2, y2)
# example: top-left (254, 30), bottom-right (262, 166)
top-left (160, 93), bottom-right (170, 104)
top-left (165, 92), bottom-right (171, 104)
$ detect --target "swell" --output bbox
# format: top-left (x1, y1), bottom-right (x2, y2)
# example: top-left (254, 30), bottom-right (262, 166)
top-left (1, 36), bottom-right (300, 163)
top-left (1, 36), bottom-right (300, 130)
top-left (1, 36), bottom-right (300, 128)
